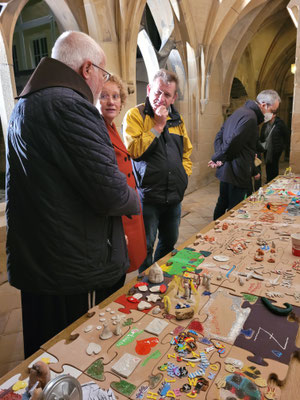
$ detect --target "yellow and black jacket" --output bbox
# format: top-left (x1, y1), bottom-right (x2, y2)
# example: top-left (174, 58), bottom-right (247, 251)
top-left (123, 97), bottom-right (193, 204)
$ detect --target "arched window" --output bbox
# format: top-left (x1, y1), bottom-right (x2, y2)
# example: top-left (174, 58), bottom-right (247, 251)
top-left (12, 0), bottom-right (59, 94)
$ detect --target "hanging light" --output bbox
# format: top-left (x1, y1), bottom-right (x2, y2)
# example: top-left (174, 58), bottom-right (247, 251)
top-left (291, 63), bottom-right (296, 74)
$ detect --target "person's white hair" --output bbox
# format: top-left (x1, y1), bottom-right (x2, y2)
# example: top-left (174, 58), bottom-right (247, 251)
top-left (51, 31), bottom-right (105, 71)
top-left (256, 89), bottom-right (281, 106)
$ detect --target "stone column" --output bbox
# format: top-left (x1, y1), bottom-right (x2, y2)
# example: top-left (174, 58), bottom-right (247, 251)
top-left (0, 29), bottom-right (16, 148)
top-left (288, 0), bottom-right (300, 172)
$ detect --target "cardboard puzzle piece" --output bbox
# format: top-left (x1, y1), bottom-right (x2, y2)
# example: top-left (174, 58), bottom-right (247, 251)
top-left (78, 372), bottom-right (129, 400)
top-left (160, 249), bottom-right (205, 276)
top-left (99, 314), bottom-right (179, 394)
top-left (114, 294), bottom-right (154, 315)
top-left (207, 346), bottom-right (283, 400)
top-left (0, 375), bottom-right (22, 392)
top-left (0, 354), bottom-right (81, 399)
top-left (234, 298), bottom-right (300, 368)
top-left (0, 352), bottom-right (59, 399)
top-left (216, 240), bottom-right (300, 309)
top-left (197, 288), bottom-right (251, 345)
top-left (114, 275), bottom-right (173, 315)
top-left (128, 327), bottom-right (231, 400)
top-left (27, 352), bottom-right (58, 369)
top-left (189, 214), bottom-right (300, 308)
top-left (78, 314), bottom-right (178, 399)
top-left (152, 271), bottom-right (220, 329)
top-left (43, 302), bottom-right (145, 373)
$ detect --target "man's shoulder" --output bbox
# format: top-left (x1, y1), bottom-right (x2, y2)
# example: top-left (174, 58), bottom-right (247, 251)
top-left (125, 103), bottom-right (148, 122)
top-left (229, 104), bottom-right (257, 124)
top-left (44, 86), bottom-right (89, 102)
top-left (22, 86), bottom-right (90, 108)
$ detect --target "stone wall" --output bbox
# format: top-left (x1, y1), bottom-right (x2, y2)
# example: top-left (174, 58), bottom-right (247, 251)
top-left (0, 202), bottom-right (24, 379)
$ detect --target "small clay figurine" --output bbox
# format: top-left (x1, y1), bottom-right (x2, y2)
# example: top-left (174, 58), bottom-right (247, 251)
top-left (113, 316), bottom-right (122, 336)
top-left (202, 273), bottom-right (211, 291)
top-left (183, 280), bottom-right (190, 299)
top-left (148, 262), bottom-right (164, 284)
top-left (100, 321), bottom-right (113, 340)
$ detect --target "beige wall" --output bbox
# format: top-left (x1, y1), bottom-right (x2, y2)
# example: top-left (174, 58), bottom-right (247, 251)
top-left (0, 0), bottom-right (299, 377)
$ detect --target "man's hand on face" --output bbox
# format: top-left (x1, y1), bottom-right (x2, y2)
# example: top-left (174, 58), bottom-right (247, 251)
top-left (153, 105), bottom-right (168, 133)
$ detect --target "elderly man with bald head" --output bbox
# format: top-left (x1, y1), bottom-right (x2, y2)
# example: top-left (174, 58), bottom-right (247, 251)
top-left (6, 31), bottom-right (140, 357)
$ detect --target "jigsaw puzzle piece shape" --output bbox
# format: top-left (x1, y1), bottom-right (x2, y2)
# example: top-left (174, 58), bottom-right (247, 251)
top-left (234, 298), bottom-right (300, 367)
top-left (28, 352), bottom-right (58, 369)
top-left (104, 314), bottom-right (177, 391)
top-left (197, 288), bottom-right (251, 345)
top-left (150, 274), bottom-right (217, 329)
top-left (143, 328), bottom-right (224, 399)
top-left (77, 372), bottom-right (129, 400)
top-left (114, 294), bottom-right (154, 315)
top-left (0, 352), bottom-right (58, 395)
top-left (0, 374), bottom-right (22, 391)
top-left (114, 275), bottom-right (174, 316)
top-left (208, 345), bottom-right (283, 400)
top-left (0, 361), bottom-right (82, 398)
top-left (43, 302), bottom-right (145, 373)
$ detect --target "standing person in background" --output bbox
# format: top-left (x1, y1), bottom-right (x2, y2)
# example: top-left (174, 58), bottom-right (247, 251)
top-left (260, 112), bottom-right (288, 183)
top-left (209, 89), bottom-right (281, 220)
top-left (123, 69), bottom-right (193, 273)
top-left (6, 31), bottom-right (140, 358)
top-left (100, 74), bottom-right (147, 273)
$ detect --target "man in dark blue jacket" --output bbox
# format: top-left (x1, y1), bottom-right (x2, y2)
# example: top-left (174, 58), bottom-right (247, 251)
top-left (6, 31), bottom-right (140, 357)
top-left (209, 90), bottom-right (280, 220)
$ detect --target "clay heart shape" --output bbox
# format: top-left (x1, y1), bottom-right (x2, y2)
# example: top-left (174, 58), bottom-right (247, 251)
top-left (127, 296), bottom-right (140, 303)
top-left (86, 342), bottom-right (102, 355)
top-left (138, 301), bottom-right (152, 310)
top-left (149, 285), bottom-right (160, 292)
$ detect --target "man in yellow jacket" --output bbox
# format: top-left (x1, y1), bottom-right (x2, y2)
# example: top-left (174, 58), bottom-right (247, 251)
top-left (123, 69), bottom-right (193, 273)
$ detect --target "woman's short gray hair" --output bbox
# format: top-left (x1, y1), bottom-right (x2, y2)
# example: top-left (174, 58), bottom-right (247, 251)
top-left (256, 90), bottom-right (281, 106)
top-left (51, 31), bottom-right (105, 71)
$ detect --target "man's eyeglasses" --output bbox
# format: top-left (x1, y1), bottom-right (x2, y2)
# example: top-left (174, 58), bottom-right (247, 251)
top-left (91, 63), bottom-right (111, 82)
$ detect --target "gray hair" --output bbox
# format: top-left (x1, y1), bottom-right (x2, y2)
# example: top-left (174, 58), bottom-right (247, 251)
top-left (51, 31), bottom-right (105, 72)
top-left (256, 89), bottom-right (281, 105)
top-left (152, 69), bottom-right (179, 90)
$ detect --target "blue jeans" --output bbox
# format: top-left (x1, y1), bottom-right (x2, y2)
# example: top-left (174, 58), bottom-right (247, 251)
top-left (213, 181), bottom-right (247, 220)
top-left (139, 202), bottom-right (182, 273)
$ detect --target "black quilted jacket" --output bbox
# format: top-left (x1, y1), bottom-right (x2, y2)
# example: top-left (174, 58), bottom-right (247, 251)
top-left (260, 116), bottom-right (288, 159)
top-left (6, 57), bottom-right (140, 295)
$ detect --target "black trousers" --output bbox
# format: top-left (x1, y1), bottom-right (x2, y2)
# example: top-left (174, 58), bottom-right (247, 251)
top-left (21, 274), bottom-right (126, 359)
top-left (266, 152), bottom-right (282, 183)
top-left (213, 181), bottom-right (248, 220)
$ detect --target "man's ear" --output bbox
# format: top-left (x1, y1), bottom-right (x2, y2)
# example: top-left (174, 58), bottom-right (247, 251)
top-left (171, 92), bottom-right (178, 104)
top-left (80, 60), bottom-right (92, 80)
top-left (146, 84), bottom-right (151, 96)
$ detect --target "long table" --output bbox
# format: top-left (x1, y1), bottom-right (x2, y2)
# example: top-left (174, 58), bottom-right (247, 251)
top-left (1, 176), bottom-right (300, 399)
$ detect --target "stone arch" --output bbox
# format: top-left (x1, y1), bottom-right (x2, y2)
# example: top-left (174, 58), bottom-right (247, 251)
top-left (219, 0), bottom-right (291, 106)
top-left (0, 0), bottom-right (84, 146)
top-left (225, 77), bottom-right (248, 117)
top-left (0, 0), bottom-right (27, 145)
top-left (115, 0), bottom-right (198, 97)
top-left (205, 0), bottom-right (269, 70)
top-left (115, 0), bottom-right (147, 94)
